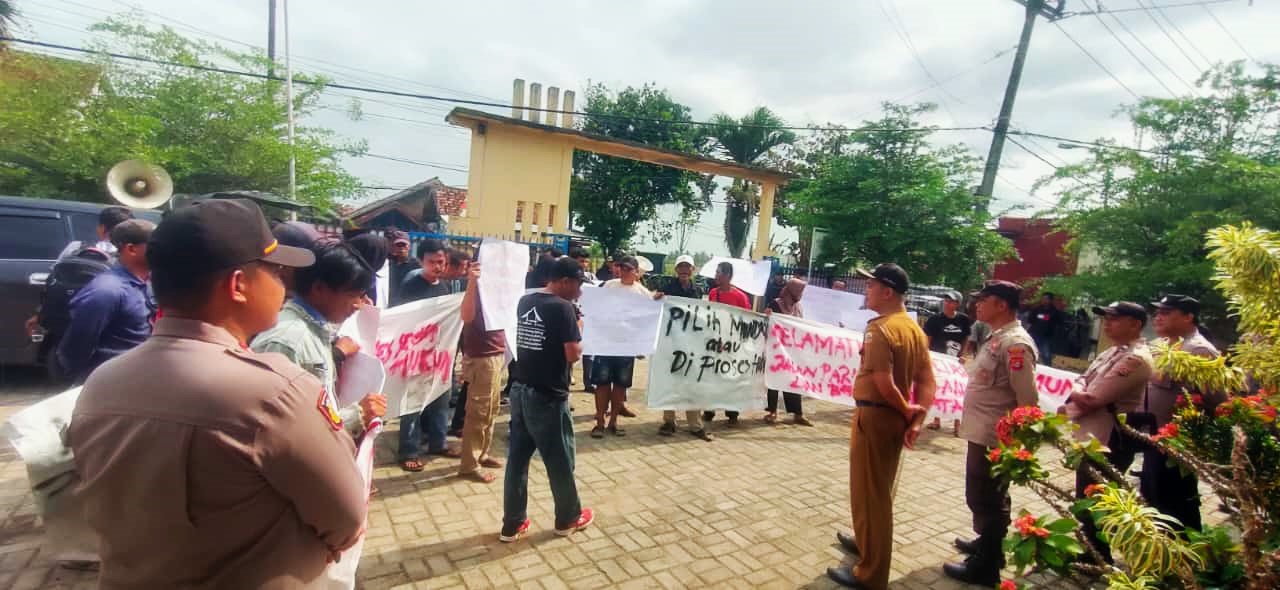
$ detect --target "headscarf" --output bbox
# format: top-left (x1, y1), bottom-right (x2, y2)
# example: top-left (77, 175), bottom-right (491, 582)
top-left (774, 278), bottom-right (806, 317)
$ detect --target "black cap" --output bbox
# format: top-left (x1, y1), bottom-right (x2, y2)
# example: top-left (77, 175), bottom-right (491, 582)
top-left (971, 280), bottom-right (1023, 309)
top-left (856, 263), bottom-right (909, 293)
top-left (1093, 301), bottom-right (1148, 324)
top-left (387, 229), bottom-right (411, 245)
top-left (616, 255), bottom-right (639, 271)
top-left (1151, 294), bottom-right (1200, 316)
top-left (110, 219), bottom-right (156, 247)
top-left (150, 199), bottom-right (314, 274)
top-left (547, 256), bottom-right (586, 282)
top-left (271, 220), bottom-right (321, 250)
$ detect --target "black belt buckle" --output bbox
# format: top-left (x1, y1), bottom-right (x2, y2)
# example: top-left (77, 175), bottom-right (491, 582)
top-left (855, 400), bottom-right (890, 409)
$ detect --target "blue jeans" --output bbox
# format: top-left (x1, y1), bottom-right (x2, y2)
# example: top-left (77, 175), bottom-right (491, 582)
top-left (398, 393), bottom-right (452, 460)
top-left (1035, 338), bottom-right (1053, 366)
top-left (503, 382), bottom-right (581, 530)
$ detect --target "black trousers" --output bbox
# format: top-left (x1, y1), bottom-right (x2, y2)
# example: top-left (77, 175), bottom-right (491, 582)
top-left (766, 389), bottom-right (803, 415)
top-left (1141, 445), bottom-right (1202, 532)
top-left (449, 382), bottom-right (468, 432)
top-left (581, 355), bottom-right (594, 390)
top-left (965, 442), bottom-right (1010, 570)
top-left (702, 410), bottom-right (740, 421)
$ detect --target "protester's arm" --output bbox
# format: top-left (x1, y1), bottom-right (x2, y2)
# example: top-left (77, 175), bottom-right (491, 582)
top-left (460, 263), bottom-right (481, 323)
top-left (57, 282), bottom-right (119, 377)
top-left (257, 384), bottom-right (366, 554)
top-left (1007, 343), bottom-right (1039, 408)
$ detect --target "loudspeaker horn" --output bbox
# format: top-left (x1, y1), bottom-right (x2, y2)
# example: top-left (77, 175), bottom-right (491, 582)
top-left (106, 160), bottom-right (173, 209)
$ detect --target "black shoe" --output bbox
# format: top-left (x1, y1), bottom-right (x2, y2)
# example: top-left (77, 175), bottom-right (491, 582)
top-left (826, 567), bottom-right (867, 589)
top-left (727, 415), bottom-right (739, 426)
top-left (942, 561), bottom-right (1000, 586)
top-left (691, 429), bottom-right (714, 441)
top-left (835, 532), bottom-right (860, 556)
top-left (702, 411), bottom-right (715, 423)
top-left (658, 423), bottom-right (676, 436)
top-left (953, 537), bottom-right (979, 555)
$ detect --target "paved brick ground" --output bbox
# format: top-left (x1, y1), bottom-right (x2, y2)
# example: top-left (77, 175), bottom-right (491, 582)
top-left (0, 363), bottom-right (1136, 589)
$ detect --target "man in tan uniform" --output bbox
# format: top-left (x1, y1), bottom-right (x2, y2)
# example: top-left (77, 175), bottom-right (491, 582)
top-left (69, 199), bottom-right (368, 589)
top-left (1062, 301), bottom-right (1153, 561)
top-left (827, 264), bottom-right (935, 590)
top-left (944, 281), bottom-right (1038, 586)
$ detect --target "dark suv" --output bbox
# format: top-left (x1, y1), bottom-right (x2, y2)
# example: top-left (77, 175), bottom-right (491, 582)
top-left (0, 196), bottom-right (161, 369)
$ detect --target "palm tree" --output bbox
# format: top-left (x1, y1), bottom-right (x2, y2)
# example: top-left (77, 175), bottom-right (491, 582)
top-left (705, 107), bottom-right (796, 258)
top-left (0, 1), bottom-right (17, 46)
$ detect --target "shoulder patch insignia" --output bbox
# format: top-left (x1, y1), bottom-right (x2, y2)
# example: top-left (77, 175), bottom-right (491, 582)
top-left (317, 388), bottom-right (342, 431)
top-left (1008, 346), bottom-right (1026, 371)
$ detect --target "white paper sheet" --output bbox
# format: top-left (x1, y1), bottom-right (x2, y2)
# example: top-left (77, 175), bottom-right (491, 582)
top-left (579, 286), bottom-right (664, 356)
top-left (478, 240), bottom-right (530, 332)
top-left (800, 286), bottom-right (866, 328)
top-left (335, 352), bottom-right (386, 408)
top-left (697, 257), bottom-right (772, 296)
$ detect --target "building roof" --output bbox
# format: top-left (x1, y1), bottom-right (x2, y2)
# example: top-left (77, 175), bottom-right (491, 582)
top-left (446, 107), bottom-right (792, 186)
top-left (347, 177), bottom-right (467, 223)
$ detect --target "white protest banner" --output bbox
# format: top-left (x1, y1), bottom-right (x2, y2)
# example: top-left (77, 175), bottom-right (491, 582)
top-left (374, 293), bottom-right (464, 416)
top-left (374, 262), bottom-right (390, 309)
top-left (924, 353), bottom-right (1080, 421)
top-left (479, 239), bottom-right (530, 332)
top-left (579, 286), bottom-right (663, 356)
top-left (335, 351), bottom-right (386, 408)
top-left (841, 309), bottom-right (916, 332)
top-left (765, 314), bottom-right (862, 406)
top-left (800, 286), bottom-right (866, 328)
top-left (323, 418), bottom-right (382, 590)
top-left (647, 296), bottom-right (769, 411)
top-left (698, 257), bottom-right (772, 296)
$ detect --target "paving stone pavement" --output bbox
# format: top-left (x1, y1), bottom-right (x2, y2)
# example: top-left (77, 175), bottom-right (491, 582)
top-left (0, 363), bottom-right (1132, 589)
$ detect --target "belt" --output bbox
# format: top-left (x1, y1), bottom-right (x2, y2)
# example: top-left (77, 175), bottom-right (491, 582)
top-left (854, 399), bottom-right (893, 409)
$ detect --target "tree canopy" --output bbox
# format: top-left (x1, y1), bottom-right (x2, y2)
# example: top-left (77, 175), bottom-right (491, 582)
top-left (569, 82), bottom-right (703, 255)
top-left (0, 19), bottom-right (364, 212)
top-left (703, 107), bottom-right (797, 257)
top-left (782, 103), bottom-right (1013, 289)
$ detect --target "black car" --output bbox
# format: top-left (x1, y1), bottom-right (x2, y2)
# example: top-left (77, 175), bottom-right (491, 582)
top-left (0, 196), bottom-right (162, 369)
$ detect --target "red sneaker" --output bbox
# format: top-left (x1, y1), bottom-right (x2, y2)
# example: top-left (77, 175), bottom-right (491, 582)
top-left (498, 519), bottom-right (530, 543)
top-left (555, 508), bottom-right (594, 537)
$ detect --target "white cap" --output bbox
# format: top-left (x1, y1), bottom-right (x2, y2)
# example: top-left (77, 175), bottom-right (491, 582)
top-left (674, 254), bottom-right (695, 268)
top-left (637, 256), bottom-right (654, 273)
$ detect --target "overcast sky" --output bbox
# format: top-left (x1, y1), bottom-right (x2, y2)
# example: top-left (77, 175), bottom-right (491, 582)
top-left (15, 0), bottom-right (1280, 257)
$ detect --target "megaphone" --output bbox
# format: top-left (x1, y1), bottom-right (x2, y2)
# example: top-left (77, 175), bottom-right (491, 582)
top-left (106, 160), bottom-right (173, 209)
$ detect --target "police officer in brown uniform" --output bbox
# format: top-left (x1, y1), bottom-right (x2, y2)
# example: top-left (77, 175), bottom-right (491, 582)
top-left (827, 264), bottom-right (935, 590)
top-left (944, 281), bottom-right (1038, 586)
top-left (68, 200), bottom-right (368, 589)
top-left (1142, 294), bottom-right (1218, 532)
top-left (1062, 301), bottom-right (1153, 561)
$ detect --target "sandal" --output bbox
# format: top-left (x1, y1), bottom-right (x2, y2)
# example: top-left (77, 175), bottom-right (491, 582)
top-left (591, 426), bottom-right (605, 439)
top-left (479, 457), bottom-right (504, 468)
top-left (607, 425), bottom-right (626, 437)
top-left (794, 415), bottom-right (814, 427)
top-left (426, 447), bottom-right (462, 459)
top-left (459, 470), bottom-right (497, 483)
top-left (400, 458), bottom-right (425, 472)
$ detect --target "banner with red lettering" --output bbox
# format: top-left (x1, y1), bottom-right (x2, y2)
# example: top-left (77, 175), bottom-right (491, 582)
top-left (764, 314), bottom-right (862, 406)
top-left (924, 352), bottom-right (1080, 421)
top-left (375, 293), bottom-right (464, 416)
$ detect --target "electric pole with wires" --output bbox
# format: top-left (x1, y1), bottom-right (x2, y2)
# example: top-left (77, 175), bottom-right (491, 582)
top-left (975, 0), bottom-right (1066, 210)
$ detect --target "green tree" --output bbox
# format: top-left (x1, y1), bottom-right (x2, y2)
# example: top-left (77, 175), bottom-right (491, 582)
top-left (570, 83), bottom-right (702, 255)
top-left (1041, 62), bottom-right (1280, 335)
top-left (704, 107), bottom-right (796, 258)
top-left (0, 18), bottom-right (364, 212)
top-left (0, 1), bottom-right (17, 43)
top-left (782, 103), bottom-right (1012, 289)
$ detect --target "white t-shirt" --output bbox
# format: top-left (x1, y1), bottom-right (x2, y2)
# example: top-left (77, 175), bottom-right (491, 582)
top-left (603, 279), bottom-right (651, 297)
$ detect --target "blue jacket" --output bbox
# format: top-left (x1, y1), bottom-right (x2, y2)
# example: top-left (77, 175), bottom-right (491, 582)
top-left (57, 266), bottom-right (155, 382)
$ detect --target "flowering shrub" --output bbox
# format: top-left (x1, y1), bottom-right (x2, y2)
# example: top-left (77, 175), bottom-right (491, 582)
top-left (1003, 511), bottom-right (1083, 576)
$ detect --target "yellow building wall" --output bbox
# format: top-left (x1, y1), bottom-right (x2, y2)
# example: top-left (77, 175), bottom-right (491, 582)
top-left (448, 123), bottom-right (574, 239)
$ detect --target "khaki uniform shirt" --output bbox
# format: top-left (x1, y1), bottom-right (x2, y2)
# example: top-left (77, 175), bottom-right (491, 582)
top-left (68, 317), bottom-right (366, 589)
top-left (961, 319), bottom-right (1039, 447)
top-left (1066, 341), bottom-right (1154, 443)
top-left (853, 310), bottom-right (932, 406)
top-left (252, 299), bottom-right (363, 438)
top-left (1145, 330), bottom-right (1220, 426)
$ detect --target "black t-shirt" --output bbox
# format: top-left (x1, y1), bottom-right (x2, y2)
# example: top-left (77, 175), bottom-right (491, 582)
top-left (661, 277), bottom-right (705, 299)
top-left (394, 270), bottom-right (453, 306)
top-left (1026, 305), bottom-right (1062, 340)
top-left (389, 258), bottom-right (421, 302)
top-left (511, 291), bottom-right (581, 398)
top-left (924, 312), bottom-right (972, 357)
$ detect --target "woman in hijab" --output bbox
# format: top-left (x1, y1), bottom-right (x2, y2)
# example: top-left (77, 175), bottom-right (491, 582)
top-left (764, 278), bottom-right (813, 426)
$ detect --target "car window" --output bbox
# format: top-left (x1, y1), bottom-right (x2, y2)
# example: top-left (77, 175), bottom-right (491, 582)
top-left (0, 214), bottom-right (69, 260)
top-left (69, 212), bottom-right (102, 244)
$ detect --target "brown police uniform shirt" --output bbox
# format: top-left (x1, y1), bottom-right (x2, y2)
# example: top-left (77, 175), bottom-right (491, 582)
top-left (1145, 330), bottom-right (1220, 426)
top-left (1065, 341), bottom-right (1154, 443)
top-left (853, 310), bottom-right (932, 407)
top-left (960, 319), bottom-right (1039, 448)
top-left (68, 317), bottom-right (367, 589)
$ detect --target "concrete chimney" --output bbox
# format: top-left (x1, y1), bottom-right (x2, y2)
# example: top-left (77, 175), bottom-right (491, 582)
top-left (561, 90), bottom-right (575, 128)
top-left (511, 79), bottom-right (525, 119)
top-left (527, 82), bottom-right (542, 122)
top-left (545, 86), bottom-right (560, 126)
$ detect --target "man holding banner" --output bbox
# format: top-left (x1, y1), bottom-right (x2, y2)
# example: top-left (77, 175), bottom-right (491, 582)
top-left (944, 280), bottom-right (1038, 586)
top-left (828, 264), bottom-right (934, 590)
top-left (657, 255), bottom-right (713, 441)
top-left (703, 261), bottom-right (752, 425)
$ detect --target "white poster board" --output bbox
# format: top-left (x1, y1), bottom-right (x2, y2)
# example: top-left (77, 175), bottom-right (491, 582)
top-left (764, 314), bottom-right (863, 406)
top-left (698, 257), bottom-right (772, 296)
top-left (479, 240), bottom-right (530, 332)
top-left (579, 287), bottom-right (663, 356)
top-left (925, 353), bottom-right (1080, 421)
top-left (646, 297), bottom-right (769, 411)
top-left (322, 418), bottom-right (382, 589)
top-left (373, 293), bottom-right (464, 416)
top-left (800, 286), bottom-right (866, 328)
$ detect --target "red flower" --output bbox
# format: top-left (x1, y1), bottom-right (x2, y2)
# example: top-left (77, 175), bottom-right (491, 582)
top-left (1216, 405), bottom-right (1233, 417)
top-left (1261, 405), bottom-right (1277, 423)
top-left (1083, 483), bottom-right (1105, 497)
top-left (1152, 422), bottom-right (1179, 442)
top-left (1015, 448), bottom-right (1032, 461)
top-left (1013, 514), bottom-right (1039, 537)
top-left (1000, 581), bottom-right (1018, 590)
top-left (1032, 527), bottom-right (1050, 538)
top-left (989, 448), bottom-right (1002, 463)
top-left (996, 420), bottom-right (1015, 446)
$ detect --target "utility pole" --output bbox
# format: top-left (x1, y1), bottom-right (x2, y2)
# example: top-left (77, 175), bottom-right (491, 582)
top-left (975, 0), bottom-right (1066, 210)
top-left (267, 0), bottom-right (277, 79)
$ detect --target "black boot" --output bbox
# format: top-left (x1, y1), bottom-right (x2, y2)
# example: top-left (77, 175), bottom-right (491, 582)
top-left (942, 558), bottom-right (1000, 586)
top-left (953, 537), bottom-right (980, 555)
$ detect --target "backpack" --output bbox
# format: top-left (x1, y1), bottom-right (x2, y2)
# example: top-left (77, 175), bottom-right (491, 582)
top-left (38, 248), bottom-right (112, 338)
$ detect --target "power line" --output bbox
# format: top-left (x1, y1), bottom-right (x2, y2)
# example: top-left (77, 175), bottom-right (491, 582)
top-left (875, 0), bottom-right (964, 124)
top-left (1135, 0), bottom-right (1208, 74)
top-left (1151, 1), bottom-right (1215, 69)
top-left (1201, 4), bottom-right (1256, 61)
top-left (1069, 0), bottom-right (1240, 15)
top-left (359, 153), bottom-right (468, 173)
top-left (1086, 2), bottom-right (1179, 95)
top-left (1052, 21), bottom-right (1141, 99)
top-left (1005, 134), bottom-right (1062, 170)
top-left (1102, 4), bottom-right (1197, 93)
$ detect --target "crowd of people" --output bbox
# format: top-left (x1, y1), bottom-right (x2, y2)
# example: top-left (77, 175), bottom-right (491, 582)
top-left (18, 198), bottom-right (1227, 589)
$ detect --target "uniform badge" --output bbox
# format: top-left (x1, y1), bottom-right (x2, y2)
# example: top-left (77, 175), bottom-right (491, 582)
top-left (317, 388), bottom-right (342, 431)
top-left (1008, 347), bottom-right (1025, 371)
